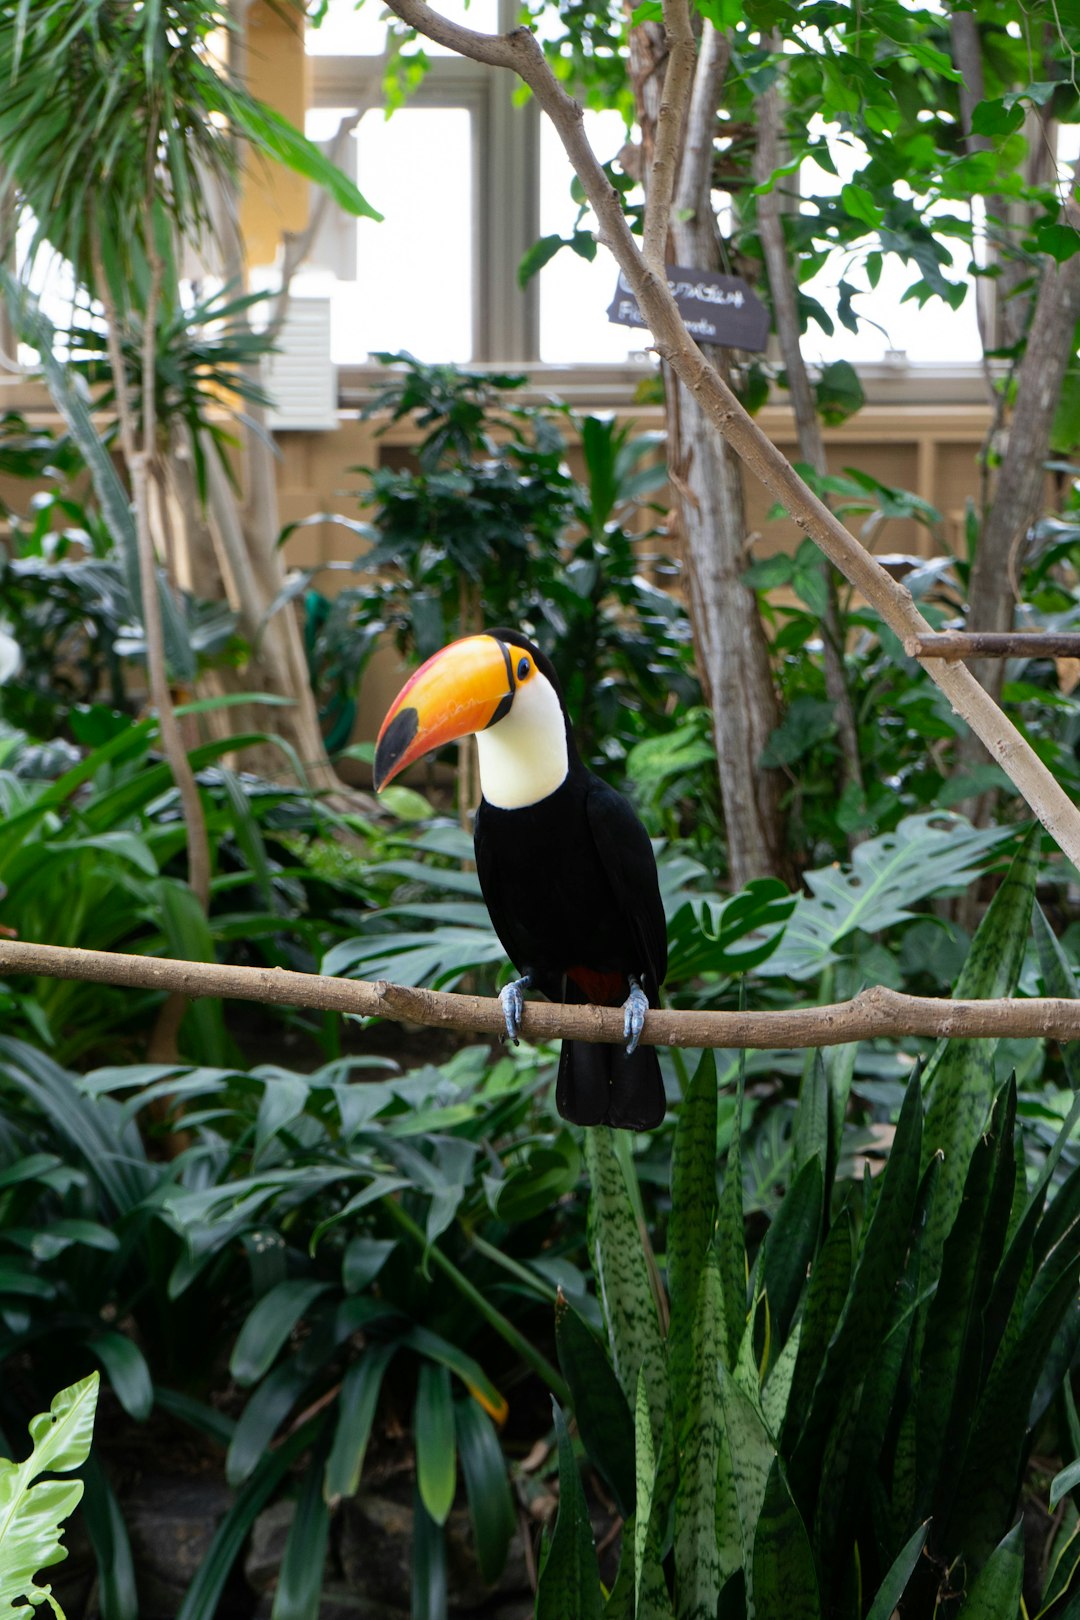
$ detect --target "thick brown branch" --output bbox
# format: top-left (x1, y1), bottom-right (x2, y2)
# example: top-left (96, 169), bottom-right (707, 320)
top-left (908, 632), bottom-right (1080, 661)
top-left (4, 940), bottom-right (1080, 1050)
top-left (381, 0), bottom-right (1080, 874)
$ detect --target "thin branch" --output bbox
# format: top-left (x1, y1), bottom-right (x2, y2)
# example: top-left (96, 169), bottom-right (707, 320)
top-left (907, 632), bottom-right (1080, 661)
top-left (672, 19), bottom-right (727, 232)
top-left (641, 0), bottom-right (696, 270)
top-left (5, 939), bottom-right (1080, 1049)
top-left (380, 0), bottom-right (1080, 875)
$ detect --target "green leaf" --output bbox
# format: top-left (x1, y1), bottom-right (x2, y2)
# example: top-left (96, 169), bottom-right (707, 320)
top-left (272, 1457), bottom-right (330, 1620)
top-left (673, 1255), bottom-right (725, 1620)
top-left (555, 1295), bottom-right (635, 1521)
top-left (788, 1068), bottom-right (923, 1501)
top-left (751, 1458), bottom-right (821, 1619)
top-left (760, 814), bottom-right (1010, 981)
top-left (231, 1279), bottom-right (332, 1386)
top-left (411, 1483), bottom-right (448, 1620)
top-left (923, 827), bottom-right (1038, 1253)
top-left (667, 1048), bottom-right (718, 1434)
top-left (518, 234), bottom-right (568, 288)
top-left (324, 1343), bottom-right (397, 1504)
top-left (759, 1155), bottom-right (824, 1348)
top-left (78, 1453), bottom-right (137, 1620)
top-left (214, 88), bottom-right (382, 221)
top-left (90, 1332), bottom-right (153, 1423)
top-left (815, 359), bottom-right (866, 427)
top-left (865, 1521), bottom-right (930, 1620)
top-left (399, 1326), bottom-right (507, 1427)
top-left (759, 696), bottom-right (836, 768)
top-left (718, 1363), bottom-right (776, 1607)
top-left (1051, 1457), bottom-right (1080, 1511)
top-left (584, 1129), bottom-right (667, 1456)
top-left (176, 1425), bottom-right (314, 1620)
top-left (415, 1364), bottom-right (456, 1526)
top-left (955, 1521), bottom-right (1024, 1618)
top-left (454, 1399), bottom-right (515, 1586)
top-left (0, 1373), bottom-right (98, 1612)
top-left (717, 1060), bottom-right (747, 1370)
top-left (839, 182), bottom-right (883, 229)
top-left (536, 1402), bottom-right (603, 1620)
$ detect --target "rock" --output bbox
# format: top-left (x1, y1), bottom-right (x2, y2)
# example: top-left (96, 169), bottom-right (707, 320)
top-left (121, 1472), bottom-right (234, 1619)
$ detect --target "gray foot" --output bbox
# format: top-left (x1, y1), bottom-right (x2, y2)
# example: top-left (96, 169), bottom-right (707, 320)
top-left (622, 978), bottom-right (649, 1055)
top-left (499, 974), bottom-right (533, 1044)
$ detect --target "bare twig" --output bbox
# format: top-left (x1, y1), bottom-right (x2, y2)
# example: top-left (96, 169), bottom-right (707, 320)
top-left (641, 0), bottom-right (696, 270)
top-left (906, 633), bottom-right (1080, 661)
top-left (5, 939), bottom-right (1080, 1049)
top-left (380, 0), bottom-right (1080, 874)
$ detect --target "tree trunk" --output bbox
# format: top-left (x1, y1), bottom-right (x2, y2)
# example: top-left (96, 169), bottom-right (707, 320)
top-left (752, 52), bottom-right (864, 827)
top-left (956, 164), bottom-right (1080, 810)
top-left (629, 18), bottom-right (789, 886)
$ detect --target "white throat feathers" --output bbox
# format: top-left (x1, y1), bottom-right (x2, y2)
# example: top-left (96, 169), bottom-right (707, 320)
top-left (475, 670), bottom-right (569, 809)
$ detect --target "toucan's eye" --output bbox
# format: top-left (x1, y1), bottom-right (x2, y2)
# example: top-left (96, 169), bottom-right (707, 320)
top-left (517, 657), bottom-right (531, 680)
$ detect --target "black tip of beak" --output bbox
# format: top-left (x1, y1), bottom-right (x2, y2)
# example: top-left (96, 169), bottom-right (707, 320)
top-left (373, 705), bottom-right (419, 793)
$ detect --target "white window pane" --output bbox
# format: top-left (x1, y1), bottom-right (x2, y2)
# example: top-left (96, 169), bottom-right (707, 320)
top-left (306, 106), bottom-right (473, 363)
top-left (539, 111), bottom-right (646, 363)
top-left (307, 0), bottom-right (497, 55)
top-left (799, 123), bottom-right (982, 365)
top-left (307, 0), bottom-right (393, 55)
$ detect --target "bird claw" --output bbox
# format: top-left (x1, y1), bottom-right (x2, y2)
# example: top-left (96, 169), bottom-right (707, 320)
top-left (623, 980), bottom-right (649, 1055)
top-left (499, 975), bottom-right (532, 1045)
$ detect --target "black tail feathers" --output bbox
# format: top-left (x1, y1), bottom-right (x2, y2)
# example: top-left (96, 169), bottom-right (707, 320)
top-left (556, 1039), bottom-right (666, 1131)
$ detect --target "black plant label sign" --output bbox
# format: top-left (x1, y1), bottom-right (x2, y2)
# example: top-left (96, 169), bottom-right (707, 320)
top-left (607, 264), bottom-right (769, 351)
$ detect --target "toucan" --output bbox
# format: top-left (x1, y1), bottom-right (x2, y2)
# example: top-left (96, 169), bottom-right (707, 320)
top-left (373, 629), bottom-right (667, 1130)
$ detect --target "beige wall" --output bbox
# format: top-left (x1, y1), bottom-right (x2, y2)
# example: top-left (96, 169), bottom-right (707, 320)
top-left (269, 398), bottom-right (996, 740)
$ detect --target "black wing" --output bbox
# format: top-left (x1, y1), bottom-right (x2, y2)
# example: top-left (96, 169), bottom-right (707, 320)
top-left (585, 776), bottom-right (668, 997)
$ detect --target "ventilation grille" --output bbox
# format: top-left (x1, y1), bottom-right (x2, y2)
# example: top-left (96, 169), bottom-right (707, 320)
top-left (263, 297), bottom-right (337, 432)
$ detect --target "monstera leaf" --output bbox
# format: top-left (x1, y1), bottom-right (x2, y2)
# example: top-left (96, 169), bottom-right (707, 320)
top-left (759, 814), bottom-right (1014, 982)
top-left (0, 1373), bottom-right (99, 1616)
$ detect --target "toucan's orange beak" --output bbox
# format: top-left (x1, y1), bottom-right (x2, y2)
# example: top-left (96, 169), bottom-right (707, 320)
top-left (374, 635), bottom-right (514, 792)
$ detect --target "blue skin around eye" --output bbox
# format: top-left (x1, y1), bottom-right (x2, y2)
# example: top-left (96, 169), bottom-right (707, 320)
top-left (517, 658), bottom-right (530, 679)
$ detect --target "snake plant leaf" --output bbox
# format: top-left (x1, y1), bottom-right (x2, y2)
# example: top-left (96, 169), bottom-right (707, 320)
top-left (915, 1079), bottom-right (1017, 1529)
top-left (782, 1208), bottom-right (854, 1449)
top-left (555, 1293), bottom-right (635, 1520)
top-left (0, 1373), bottom-right (98, 1613)
top-left (788, 1067), bottom-right (923, 1503)
top-left (717, 1060), bottom-right (747, 1370)
top-left (751, 1457), bottom-right (822, 1620)
top-left (1032, 905), bottom-right (1080, 1089)
top-left (673, 1253), bottom-right (725, 1620)
top-left (864, 1520), bottom-right (930, 1620)
top-left (954, 1520), bottom-right (1024, 1618)
top-left (922, 826), bottom-right (1039, 1256)
top-left (718, 1362), bottom-right (776, 1610)
top-left (633, 1370), bottom-right (676, 1620)
top-left (759, 1153), bottom-right (824, 1350)
top-left (536, 1401), bottom-right (604, 1620)
top-left (667, 1048), bottom-right (718, 1437)
top-left (584, 1128), bottom-right (668, 1456)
